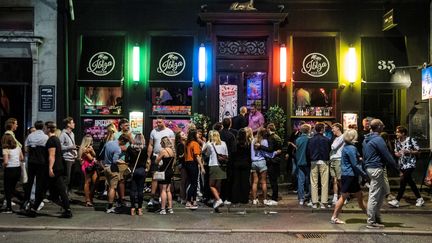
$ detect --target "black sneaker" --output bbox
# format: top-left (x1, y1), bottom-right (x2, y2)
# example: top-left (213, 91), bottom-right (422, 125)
top-left (26, 208), bottom-right (37, 218)
top-left (60, 209), bottom-right (73, 218)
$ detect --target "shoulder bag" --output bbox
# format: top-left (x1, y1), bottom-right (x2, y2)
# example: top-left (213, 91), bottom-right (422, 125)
top-left (153, 150), bottom-right (174, 181)
top-left (211, 143), bottom-right (228, 167)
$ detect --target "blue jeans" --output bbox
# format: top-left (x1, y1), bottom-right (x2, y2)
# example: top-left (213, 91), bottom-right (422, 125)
top-left (297, 166), bottom-right (310, 200)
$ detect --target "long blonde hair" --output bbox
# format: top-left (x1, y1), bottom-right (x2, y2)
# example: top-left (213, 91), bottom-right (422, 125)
top-left (208, 130), bottom-right (222, 145)
top-left (105, 123), bottom-right (117, 142)
top-left (79, 135), bottom-right (93, 159)
top-left (244, 127), bottom-right (253, 143)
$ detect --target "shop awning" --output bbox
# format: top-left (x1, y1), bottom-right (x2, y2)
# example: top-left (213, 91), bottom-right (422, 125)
top-left (361, 37), bottom-right (410, 88)
top-left (149, 36), bottom-right (194, 82)
top-left (77, 36), bottom-right (125, 86)
top-left (293, 37), bottom-right (339, 88)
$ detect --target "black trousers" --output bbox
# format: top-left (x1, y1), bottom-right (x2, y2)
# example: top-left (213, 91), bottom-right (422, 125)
top-left (184, 162), bottom-right (199, 202)
top-left (267, 161), bottom-right (280, 201)
top-left (231, 165), bottom-right (251, 204)
top-left (221, 163), bottom-right (233, 201)
top-left (130, 167), bottom-right (146, 208)
top-left (47, 173), bottom-right (70, 210)
top-left (396, 168), bottom-right (421, 201)
top-left (4, 167), bottom-right (21, 209)
top-left (24, 163), bottom-right (49, 210)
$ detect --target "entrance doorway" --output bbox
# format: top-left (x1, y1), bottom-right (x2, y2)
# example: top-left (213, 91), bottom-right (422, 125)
top-left (217, 72), bottom-right (267, 121)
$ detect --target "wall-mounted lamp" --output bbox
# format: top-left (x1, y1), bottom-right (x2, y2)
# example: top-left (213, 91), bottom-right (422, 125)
top-left (280, 44), bottom-right (287, 88)
top-left (345, 46), bottom-right (357, 88)
top-left (198, 43), bottom-right (206, 89)
top-left (132, 45), bottom-right (140, 85)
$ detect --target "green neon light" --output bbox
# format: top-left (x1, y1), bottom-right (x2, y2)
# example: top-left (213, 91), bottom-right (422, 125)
top-left (132, 46), bottom-right (140, 81)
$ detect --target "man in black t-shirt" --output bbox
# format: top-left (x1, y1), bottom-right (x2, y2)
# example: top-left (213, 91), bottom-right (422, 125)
top-left (45, 121), bottom-right (72, 218)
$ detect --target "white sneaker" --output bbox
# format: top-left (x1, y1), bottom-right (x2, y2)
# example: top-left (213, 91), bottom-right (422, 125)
top-left (312, 204), bottom-right (318, 209)
top-left (106, 207), bottom-right (117, 214)
top-left (306, 201), bottom-right (313, 207)
top-left (320, 203), bottom-right (326, 209)
top-left (252, 199), bottom-right (259, 205)
top-left (2, 200), bottom-right (16, 207)
top-left (299, 199), bottom-right (304, 205)
top-left (159, 209), bottom-right (166, 215)
top-left (388, 199), bottom-right (400, 208)
top-left (224, 200), bottom-right (232, 206)
top-left (264, 199), bottom-right (278, 206)
top-left (416, 198), bottom-right (425, 207)
top-left (37, 201), bottom-right (45, 211)
top-left (332, 196), bottom-right (338, 205)
top-left (213, 199), bottom-right (223, 209)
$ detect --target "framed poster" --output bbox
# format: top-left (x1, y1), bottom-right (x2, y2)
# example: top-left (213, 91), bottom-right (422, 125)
top-left (342, 112), bottom-right (358, 131)
top-left (82, 118), bottom-right (120, 149)
top-left (39, 85), bottom-right (55, 112)
top-left (421, 66), bottom-right (432, 100)
top-left (219, 85), bottom-right (238, 121)
top-left (129, 111), bottom-right (143, 136)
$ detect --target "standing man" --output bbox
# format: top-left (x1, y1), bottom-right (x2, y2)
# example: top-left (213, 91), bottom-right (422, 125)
top-left (330, 123), bottom-right (344, 205)
top-left (46, 121), bottom-right (72, 218)
top-left (114, 118), bottom-right (133, 206)
top-left (363, 119), bottom-right (398, 229)
top-left (147, 117), bottom-right (175, 207)
top-left (59, 117), bottom-right (78, 192)
top-left (248, 104), bottom-right (265, 134)
top-left (102, 134), bottom-right (130, 213)
top-left (231, 106), bottom-right (248, 130)
top-left (307, 122), bottom-right (331, 209)
top-left (23, 121), bottom-right (48, 215)
top-left (219, 118), bottom-right (237, 204)
top-left (262, 123), bottom-right (283, 205)
top-left (357, 117), bottom-right (372, 157)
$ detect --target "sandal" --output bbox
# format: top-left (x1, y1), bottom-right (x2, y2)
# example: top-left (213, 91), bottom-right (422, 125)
top-left (85, 202), bottom-right (94, 207)
top-left (137, 208), bottom-right (143, 216)
top-left (130, 208), bottom-right (136, 216)
top-left (330, 217), bottom-right (345, 224)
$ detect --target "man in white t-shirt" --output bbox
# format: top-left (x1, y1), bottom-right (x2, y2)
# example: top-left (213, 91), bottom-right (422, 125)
top-left (146, 117), bottom-right (175, 206)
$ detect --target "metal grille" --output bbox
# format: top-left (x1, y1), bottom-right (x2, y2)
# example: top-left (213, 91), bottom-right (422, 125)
top-left (295, 233), bottom-right (326, 239)
top-left (217, 40), bottom-right (266, 56)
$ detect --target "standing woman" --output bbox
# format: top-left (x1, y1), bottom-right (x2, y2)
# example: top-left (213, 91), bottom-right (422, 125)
top-left (46, 121), bottom-right (72, 218)
top-left (250, 128), bottom-right (269, 205)
top-left (78, 135), bottom-right (98, 207)
top-left (2, 133), bottom-right (23, 213)
top-left (184, 129), bottom-right (205, 209)
top-left (202, 130), bottom-right (228, 209)
top-left (175, 131), bottom-right (187, 204)
top-left (388, 126), bottom-right (424, 207)
top-left (231, 128), bottom-right (252, 205)
top-left (126, 133), bottom-right (146, 216)
top-left (156, 136), bottom-right (175, 214)
top-left (330, 129), bottom-right (367, 224)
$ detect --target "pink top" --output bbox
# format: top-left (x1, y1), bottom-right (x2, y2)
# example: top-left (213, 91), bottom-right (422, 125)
top-left (248, 111), bottom-right (264, 132)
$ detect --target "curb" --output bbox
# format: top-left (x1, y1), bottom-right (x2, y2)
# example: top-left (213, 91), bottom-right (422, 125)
top-left (0, 225), bottom-right (431, 235)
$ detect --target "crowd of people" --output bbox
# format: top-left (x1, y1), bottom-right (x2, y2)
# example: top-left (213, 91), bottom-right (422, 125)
top-left (0, 106), bottom-right (427, 229)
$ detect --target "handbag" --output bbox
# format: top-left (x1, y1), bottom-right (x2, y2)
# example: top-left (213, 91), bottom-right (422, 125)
top-left (20, 162), bottom-right (28, 184)
top-left (153, 157), bottom-right (173, 181)
top-left (211, 143), bottom-right (228, 167)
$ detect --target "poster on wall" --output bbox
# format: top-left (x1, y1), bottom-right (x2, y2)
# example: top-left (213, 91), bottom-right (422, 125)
top-left (342, 112), bottom-right (358, 131)
top-left (421, 66), bottom-right (432, 100)
top-left (129, 112), bottom-right (143, 136)
top-left (82, 118), bottom-right (120, 148)
top-left (219, 85), bottom-right (238, 121)
top-left (245, 72), bottom-right (266, 110)
top-left (152, 119), bottom-right (190, 134)
top-left (82, 87), bottom-right (122, 115)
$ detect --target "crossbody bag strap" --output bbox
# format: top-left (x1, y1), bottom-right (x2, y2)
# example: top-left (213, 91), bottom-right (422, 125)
top-left (161, 148), bottom-right (174, 172)
top-left (131, 149), bottom-right (142, 174)
top-left (65, 132), bottom-right (75, 146)
top-left (211, 143), bottom-right (220, 157)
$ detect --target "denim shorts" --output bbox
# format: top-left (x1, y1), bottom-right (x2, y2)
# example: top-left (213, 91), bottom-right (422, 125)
top-left (251, 159), bottom-right (267, 173)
